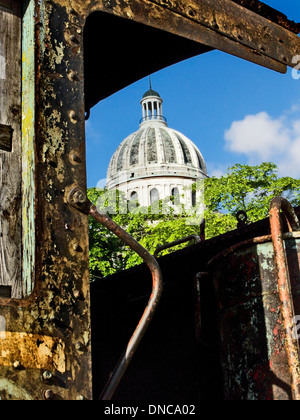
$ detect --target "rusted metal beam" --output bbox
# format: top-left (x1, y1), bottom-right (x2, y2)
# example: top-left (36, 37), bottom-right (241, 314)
top-left (148, 0), bottom-right (300, 69)
top-left (230, 0), bottom-right (300, 34)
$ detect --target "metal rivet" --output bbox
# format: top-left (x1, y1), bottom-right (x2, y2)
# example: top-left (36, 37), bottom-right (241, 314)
top-left (72, 189), bottom-right (86, 205)
top-left (44, 389), bottom-right (54, 400)
top-left (13, 361), bottom-right (21, 369)
top-left (71, 153), bottom-right (81, 163)
top-left (69, 110), bottom-right (77, 121)
top-left (74, 290), bottom-right (81, 299)
top-left (70, 34), bottom-right (79, 44)
top-left (68, 71), bottom-right (77, 82)
top-left (73, 242), bottom-right (81, 252)
top-left (42, 370), bottom-right (53, 382)
top-left (75, 341), bottom-right (85, 352)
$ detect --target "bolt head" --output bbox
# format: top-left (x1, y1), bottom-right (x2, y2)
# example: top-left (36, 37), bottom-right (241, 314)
top-left (42, 370), bottom-right (53, 381)
top-left (44, 389), bottom-right (54, 400)
top-left (13, 361), bottom-right (21, 369)
top-left (73, 190), bottom-right (86, 204)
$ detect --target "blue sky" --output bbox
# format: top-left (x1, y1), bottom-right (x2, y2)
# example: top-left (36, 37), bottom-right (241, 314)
top-left (86, 0), bottom-right (300, 187)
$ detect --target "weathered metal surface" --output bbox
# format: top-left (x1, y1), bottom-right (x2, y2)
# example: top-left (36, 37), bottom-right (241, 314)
top-left (68, 187), bottom-right (163, 400)
top-left (0, 0), bottom-right (92, 400)
top-left (0, 332), bottom-right (65, 372)
top-left (83, 0), bottom-right (296, 108)
top-left (209, 232), bottom-right (300, 400)
top-left (230, 0), bottom-right (300, 34)
top-left (269, 197), bottom-right (300, 400)
top-left (148, 0), bottom-right (299, 68)
top-left (0, 0), bottom-right (299, 401)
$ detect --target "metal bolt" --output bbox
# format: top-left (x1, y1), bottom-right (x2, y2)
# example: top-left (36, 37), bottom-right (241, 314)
top-left (70, 34), bottom-right (79, 44)
top-left (13, 361), bottom-right (21, 369)
top-left (68, 71), bottom-right (77, 82)
top-left (44, 389), bottom-right (54, 400)
top-left (74, 290), bottom-right (81, 299)
top-left (75, 341), bottom-right (85, 352)
top-left (42, 370), bottom-right (53, 382)
top-left (71, 153), bottom-right (81, 163)
top-left (69, 110), bottom-right (77, 121)
top-left (73, 242), bottom-right (81, 252)
top-left (72, 189), bottom-right (86, 205)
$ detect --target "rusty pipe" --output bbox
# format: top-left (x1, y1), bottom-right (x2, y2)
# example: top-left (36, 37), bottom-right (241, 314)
top-left (154, 234), bottom-right (201, 258)
top-left (269, 197), bottom-right (300, 400)
top-left (67, 187), bottom-right (163, 400)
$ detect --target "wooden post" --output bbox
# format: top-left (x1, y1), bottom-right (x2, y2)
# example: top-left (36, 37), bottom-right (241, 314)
top-left (0, 1), bottom-right (22, 298)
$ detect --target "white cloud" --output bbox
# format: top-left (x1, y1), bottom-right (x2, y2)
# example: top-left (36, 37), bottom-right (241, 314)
top-left (96, 178), bottom-right (107, 189)
top-left (206, 162), bottom-right (228, 178)
top-left (224, 109), bottom-right (300, 178)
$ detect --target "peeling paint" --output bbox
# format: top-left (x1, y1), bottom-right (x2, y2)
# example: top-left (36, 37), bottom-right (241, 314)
top-left (209, 234), bottom-right (300, 400)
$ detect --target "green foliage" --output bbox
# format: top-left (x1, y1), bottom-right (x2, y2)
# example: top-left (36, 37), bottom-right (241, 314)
top-left (88, 162), bottom-right (300, 279)
top-left (203, 162), bottom-right (300, 238)
top-left (87, 188), bottom-right (200, 279)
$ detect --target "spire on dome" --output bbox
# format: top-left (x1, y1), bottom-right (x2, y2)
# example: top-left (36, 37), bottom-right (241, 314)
top-left (140, 77), bottom-right (166, 126)
top-left (142, 75), bottom-right (161, 99)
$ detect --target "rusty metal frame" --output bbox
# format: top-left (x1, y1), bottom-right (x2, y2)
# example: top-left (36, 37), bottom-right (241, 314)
top-left (67, 187), bottom-right (163, 400)
top-left (208, 198), bottom-right (300, 400)
top-left (269, 197), bottom-right (300, 400)
top-left (0, 0), bottom-right (299, 400)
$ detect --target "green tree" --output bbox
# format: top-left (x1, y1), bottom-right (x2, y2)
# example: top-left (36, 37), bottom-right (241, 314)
top-left (88, 162), bottom-right (300, 279)
top-left (203, 162), bottom-right (300, 238)
top-left (87, 188), bottom-right (201, 279)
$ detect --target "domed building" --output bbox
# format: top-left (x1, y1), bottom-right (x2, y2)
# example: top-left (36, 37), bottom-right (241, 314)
top-left (106, 87), bottom-right (208, 209)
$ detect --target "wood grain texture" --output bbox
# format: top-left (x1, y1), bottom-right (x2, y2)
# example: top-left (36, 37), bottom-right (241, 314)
top-left (0, 1), bottom-right (22, 298)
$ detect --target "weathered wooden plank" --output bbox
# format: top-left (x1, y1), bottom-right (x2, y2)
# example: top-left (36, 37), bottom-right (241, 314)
top-left (148, 0), bottom-right (300, 68)
top-left (22, 0), bottom-right (35, 299)
top-left (0, 1), bottom-right (22, 298)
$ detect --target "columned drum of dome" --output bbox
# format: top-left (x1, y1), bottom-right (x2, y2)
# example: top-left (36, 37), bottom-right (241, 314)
top-left (106, 88), bottom-right (208, 208)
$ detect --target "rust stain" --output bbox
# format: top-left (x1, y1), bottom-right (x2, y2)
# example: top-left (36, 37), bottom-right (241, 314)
top-left (0, 332), bottom-right (66, 372)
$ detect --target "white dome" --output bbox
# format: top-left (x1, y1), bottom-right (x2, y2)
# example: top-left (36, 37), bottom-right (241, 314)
top-left (106, 89), bottom-right (207, 190)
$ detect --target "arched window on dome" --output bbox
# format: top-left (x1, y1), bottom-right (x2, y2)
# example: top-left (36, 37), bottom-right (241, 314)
top-left (130, 191), bottom-right (138, 202)
top-left (171, 187), bottom-right (180, 205)
top-left (191, 190), bottom-right (197, 207)
top-left (150, 188), bottom-right (159, 205)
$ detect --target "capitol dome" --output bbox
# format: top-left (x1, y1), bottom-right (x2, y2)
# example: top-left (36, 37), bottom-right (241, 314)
top-left (106, 87), bottom-right (208, 208)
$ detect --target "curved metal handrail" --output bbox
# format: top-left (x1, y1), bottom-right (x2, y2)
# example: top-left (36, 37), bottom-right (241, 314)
top-left (67, 187), bottom-right (163, 400)
top-left (269, 197), bottom-right (300, 400)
